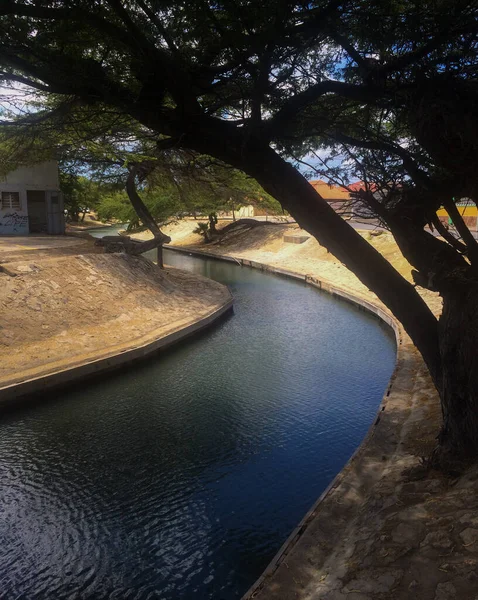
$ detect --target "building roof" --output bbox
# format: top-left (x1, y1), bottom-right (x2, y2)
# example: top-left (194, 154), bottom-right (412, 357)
top-left (347, 181), bottom-right (365, 192)
top-left (309, 180), bottom-right (350, 201)
top-left (348, 181), bottom-right (382, 193)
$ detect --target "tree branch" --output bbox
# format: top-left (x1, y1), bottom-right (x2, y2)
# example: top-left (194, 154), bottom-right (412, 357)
top-left (431, 213), bottom-right (468, 254)
top-left (265, 81), bottom-right (385, 137)
top-left (329, 31), bottom-right (370, 71)
top-left (0, 1), bottom-right (137, 49)
top-left (126, 164), bottom-right (170, 242)
top-left (331, 131), bottom-right (433, 189)
top-left (135, 0), bottom-right (179, 54)
top-left (0, 72), bottom-right (51, 92)
top-left (380, 20), bottom-right (478, 76)
top-left (443, 197), bottom-right (478, 263)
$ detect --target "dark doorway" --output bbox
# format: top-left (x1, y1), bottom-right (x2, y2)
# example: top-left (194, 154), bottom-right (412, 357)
top-left (27, 190), bottom-right (47, 233)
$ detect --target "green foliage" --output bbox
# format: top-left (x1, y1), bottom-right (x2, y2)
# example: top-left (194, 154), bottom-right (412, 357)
top-left (96, 184), bottom-right (181, 230)
top-left (193, 222), bottom-right (210, 242)
top-left (95, 190), bottom-right (133, 225)
top-left (0, 94), bottom-right (280, 228)
top-left (60, 173), bottom-right (105, 222)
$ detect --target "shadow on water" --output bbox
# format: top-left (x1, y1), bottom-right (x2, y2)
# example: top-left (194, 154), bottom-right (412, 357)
top-left (0, 248), bottom-right (396, 600)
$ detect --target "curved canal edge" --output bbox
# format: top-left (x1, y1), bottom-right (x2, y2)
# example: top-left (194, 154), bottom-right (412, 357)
top-left (164, 245), bottom-right (438, 600)
top-left (0, 287), bottom-right (233, 408)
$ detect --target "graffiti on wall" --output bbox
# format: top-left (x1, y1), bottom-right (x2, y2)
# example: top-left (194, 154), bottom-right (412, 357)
top-left (0, 212), bottom-right (29, 232)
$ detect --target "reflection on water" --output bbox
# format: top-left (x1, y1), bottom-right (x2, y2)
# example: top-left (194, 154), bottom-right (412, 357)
top-left (0, 249), bottom-right (395, 599)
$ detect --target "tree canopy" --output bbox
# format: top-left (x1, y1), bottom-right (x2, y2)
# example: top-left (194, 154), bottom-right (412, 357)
top-left (0, 95), bottom-right (280, 228)
top-left (1, 0), bottom-right (478, 460)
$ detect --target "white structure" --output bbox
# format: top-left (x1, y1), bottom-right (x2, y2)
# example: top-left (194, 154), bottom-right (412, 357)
top-left (0, 161), bottom-right (64, 235)
top-left (218, 205), bottom-right (260, 218)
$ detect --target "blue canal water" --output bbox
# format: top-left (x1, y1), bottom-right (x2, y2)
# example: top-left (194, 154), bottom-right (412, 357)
top-left (0, 249), bottom-right (395, 599)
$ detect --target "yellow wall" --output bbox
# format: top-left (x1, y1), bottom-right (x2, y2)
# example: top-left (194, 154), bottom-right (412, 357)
top-left (437, 205), bottom-right (478, 218)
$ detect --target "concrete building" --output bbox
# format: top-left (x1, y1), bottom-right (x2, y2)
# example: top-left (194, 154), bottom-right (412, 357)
top-left (0, 161), bottom-right (64, 235)
top-left (218, 204), bottom-right (271, 219)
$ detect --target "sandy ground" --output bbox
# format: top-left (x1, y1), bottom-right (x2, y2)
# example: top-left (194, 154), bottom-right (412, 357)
top-left (0, 236), bottom-right (230, 387)
top-left (65, 212), bottom-right (118, 231)
top-left (0, 233), bottom-right (93, 255)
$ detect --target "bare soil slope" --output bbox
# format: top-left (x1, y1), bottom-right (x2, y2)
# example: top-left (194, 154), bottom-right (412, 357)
top-left (0, 251), bottom-right (229, 386)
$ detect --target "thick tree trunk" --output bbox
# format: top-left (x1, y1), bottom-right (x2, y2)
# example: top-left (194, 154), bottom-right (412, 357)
top-left (179, 125), bottom-right (443, 386)
top-left (173, 128), bottom-right (442, 389)
top-left (126, 167), bottom-right (162, 236)
top-left (134, 120), bottom-right (472, 459)
top-left (438, 283), bottom-right (478, 458)
top-left (242, 149), bottom-right (442, 387)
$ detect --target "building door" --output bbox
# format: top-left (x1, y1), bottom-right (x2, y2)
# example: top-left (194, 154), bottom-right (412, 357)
top-left (47, 191), bottom-right (64, 234)
top-left (27, 190), bottom-right (47, 233)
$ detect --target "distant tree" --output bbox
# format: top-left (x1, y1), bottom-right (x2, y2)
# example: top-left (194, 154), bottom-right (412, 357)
top-left (60, 173), bottom-right (104, 222)
top-left (0, 102), bottom-right (278, 269)
top-left (193, 222), bottom-right (210, 242)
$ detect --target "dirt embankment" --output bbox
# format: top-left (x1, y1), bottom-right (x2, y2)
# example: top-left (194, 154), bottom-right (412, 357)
top-left (167, 220), bottom-right (442, 316)
top-left (0, 242), bottom-right (230, 387)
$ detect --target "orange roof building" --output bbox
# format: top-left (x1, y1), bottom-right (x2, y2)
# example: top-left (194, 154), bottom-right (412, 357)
top-left (309, 180), bottom-right (351, 201)
top-left (347, 181), bottom-right (365, 192)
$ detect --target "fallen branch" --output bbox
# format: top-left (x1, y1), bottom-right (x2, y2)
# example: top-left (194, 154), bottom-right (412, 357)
top-left (95, 234), bottom-right (170, 259)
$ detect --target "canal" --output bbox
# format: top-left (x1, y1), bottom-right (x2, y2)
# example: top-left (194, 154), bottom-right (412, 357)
top-left (0, 249), bottom-right (396, 599)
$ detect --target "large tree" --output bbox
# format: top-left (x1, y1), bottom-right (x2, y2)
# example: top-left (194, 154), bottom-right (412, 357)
top-left (1, 0), bottom-right (477, 461)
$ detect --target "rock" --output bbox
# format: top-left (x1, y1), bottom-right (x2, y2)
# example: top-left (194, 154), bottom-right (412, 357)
top-left (420, 531), bottom-right (453, 550)
top-left (466, 570), bottom-right (478, 583)
top-left (459, 513), bottom-right (478, 527)
top-left (377, 573), bottom-right (396, 590)
top-left (460, 528), bottom-right (478, 548)
top-left (392, 523), bottom-right (420, 544)
top-left (435, 581), bottom-right (456, 600)
top-left (345, 572), bottom-right (397, 594)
